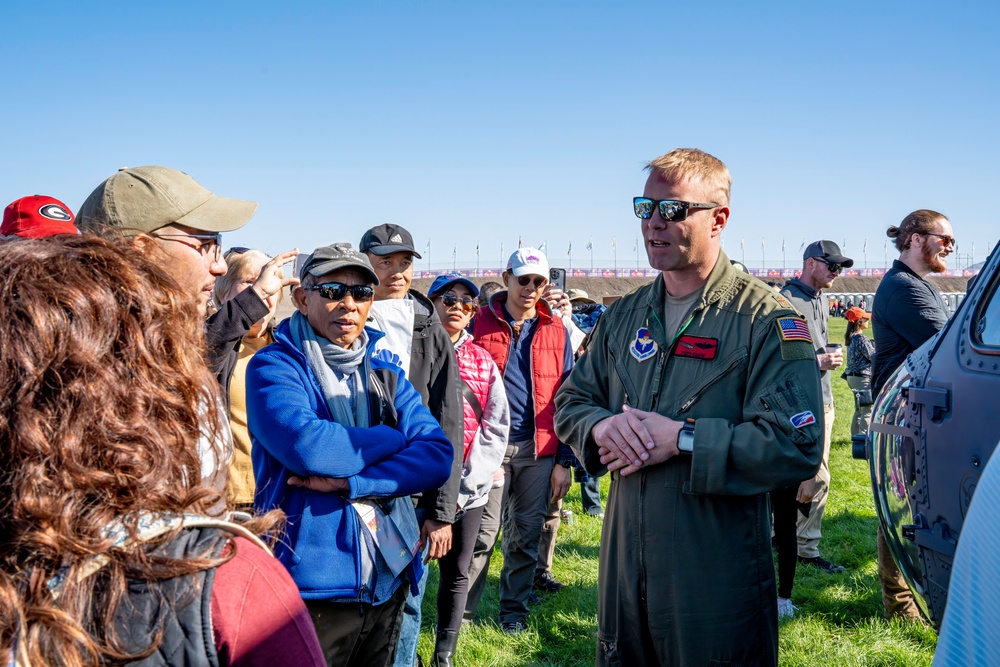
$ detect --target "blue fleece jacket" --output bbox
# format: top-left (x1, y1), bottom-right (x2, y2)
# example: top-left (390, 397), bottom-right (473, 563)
top-left (246, 320), bottom-right (452, 602)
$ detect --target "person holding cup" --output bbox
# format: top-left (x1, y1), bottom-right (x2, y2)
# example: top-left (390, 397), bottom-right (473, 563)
top-left (780, 240), bottom-right (854, 574)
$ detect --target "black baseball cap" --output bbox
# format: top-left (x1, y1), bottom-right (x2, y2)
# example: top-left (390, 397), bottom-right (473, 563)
top-left (299, 243), bottom-right (380, 285)
top-left (359, 223), bottom-right (422, 258)
top-left (803, 240), bottom-right (854, 268)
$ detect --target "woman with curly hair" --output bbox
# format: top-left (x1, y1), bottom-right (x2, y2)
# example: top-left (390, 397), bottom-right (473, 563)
top-left (0, 236), bottom-right (323, 666)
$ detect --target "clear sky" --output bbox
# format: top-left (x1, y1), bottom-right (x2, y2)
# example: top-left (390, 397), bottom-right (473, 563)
top-left (3, 1), bottom-right (997, 272)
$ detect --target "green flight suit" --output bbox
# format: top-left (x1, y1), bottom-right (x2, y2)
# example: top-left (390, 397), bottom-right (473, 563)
top-left (554, 252), bottom-right (823, 666)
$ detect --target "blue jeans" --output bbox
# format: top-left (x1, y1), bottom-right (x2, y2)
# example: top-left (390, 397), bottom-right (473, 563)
top-left (393, 508), bottom-right (429, 667)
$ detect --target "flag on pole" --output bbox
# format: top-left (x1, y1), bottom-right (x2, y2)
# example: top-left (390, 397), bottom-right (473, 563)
top-left (632, 238), bottom-right (637, 252)
top-left (761, 239), bottom-right (765, 252)
top-left (864, 239), bottom-right (868, 253)
top-left (476, 244), bottom-right (480, 256)
top-left (518, 236), bottom-right (522, 248)
top-left (539, 241), bottom-right (546, 251)
top-left (781, 238), bottom-right (785, 252)
top-left (452, 244), bottom-right (457, 259)
top-left (586, 237), bottom-right (593, 251)
top-left (741, 237), bottom-right (745, 251)
top-left (424, 240), bottom-right (431, 254)
top-left (567, 242), bottom-right (572, 257)
top-left (612, 237), bottom-right (617, 250)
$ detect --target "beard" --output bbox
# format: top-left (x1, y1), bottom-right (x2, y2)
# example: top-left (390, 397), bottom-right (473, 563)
top-left (921, 241), bottom-right (947, 273)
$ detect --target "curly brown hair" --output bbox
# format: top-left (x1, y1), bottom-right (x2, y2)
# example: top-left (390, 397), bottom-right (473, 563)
top-left (0, 235), bottom-right (273, 665)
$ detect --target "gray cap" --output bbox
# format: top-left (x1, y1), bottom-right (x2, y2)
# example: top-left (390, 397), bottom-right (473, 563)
top-left (77, 166), bottom-right (258, 236)
top-left (299, 243), bottom-right (380, 285)
top-left (803, 240), bottom-right (854, 268)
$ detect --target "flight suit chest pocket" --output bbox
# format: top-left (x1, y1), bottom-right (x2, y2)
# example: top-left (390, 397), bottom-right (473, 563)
top-left (671, 347), bottom-right (749, 416)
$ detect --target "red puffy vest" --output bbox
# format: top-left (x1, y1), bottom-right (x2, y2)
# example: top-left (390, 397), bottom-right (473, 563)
top-left (472, 293), bottom-right (567, 458)
top-left (454, 335), bottom-right (496, 461)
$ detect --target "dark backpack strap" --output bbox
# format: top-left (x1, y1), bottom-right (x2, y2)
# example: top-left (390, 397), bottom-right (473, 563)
top-left (369, 367), bottom-right (399, 428)
top-left (461, 379), bottom-right (484, 423)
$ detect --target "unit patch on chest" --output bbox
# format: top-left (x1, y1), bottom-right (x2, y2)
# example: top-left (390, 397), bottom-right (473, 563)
top-left (674, 335), bottom-right (718, 360)
top-left (629, 327), bottom-right (658, 362)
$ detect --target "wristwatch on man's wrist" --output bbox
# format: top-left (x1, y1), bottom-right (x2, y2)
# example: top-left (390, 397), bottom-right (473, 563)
top-left (557, 459), bottom-right (574, 469)
top-left (677, 418), bottom-right (696, 454)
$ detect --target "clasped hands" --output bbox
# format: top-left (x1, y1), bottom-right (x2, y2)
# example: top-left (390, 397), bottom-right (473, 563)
top-left (593, 405), bottom-right (683, 476)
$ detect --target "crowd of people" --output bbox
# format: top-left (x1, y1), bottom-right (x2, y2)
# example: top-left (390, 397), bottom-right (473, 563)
top-left (0, 151), bottom-right (958, 666)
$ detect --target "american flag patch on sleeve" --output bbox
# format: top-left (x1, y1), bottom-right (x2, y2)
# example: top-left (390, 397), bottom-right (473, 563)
top-left (776, 317), bottom-right (813, 343)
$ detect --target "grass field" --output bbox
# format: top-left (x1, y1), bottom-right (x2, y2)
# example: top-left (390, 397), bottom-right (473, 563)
top-left (415, 317), bottom-right (938, 666)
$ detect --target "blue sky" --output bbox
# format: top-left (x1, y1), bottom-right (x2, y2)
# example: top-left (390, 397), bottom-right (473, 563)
top-left (3, 1), bottom-right (997, 272)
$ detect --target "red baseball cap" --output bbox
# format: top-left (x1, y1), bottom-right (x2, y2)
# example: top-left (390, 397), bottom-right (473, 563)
top-left (2, 195), bottom-right (80, 238)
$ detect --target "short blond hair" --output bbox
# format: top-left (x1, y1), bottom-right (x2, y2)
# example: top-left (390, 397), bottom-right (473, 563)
top-left (645, 148), bottom-right (731, 207)
top-left (213, 249), bottom-right (281, 305)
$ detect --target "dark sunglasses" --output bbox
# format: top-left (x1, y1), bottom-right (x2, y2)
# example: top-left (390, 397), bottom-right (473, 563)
top-left (633, 197), bottom-right (718, 222)
top-left (813, 258), bottom-right (844, 273)
top-left (516, 275), bottom-right (547, 289)
top-left (307, 282), bottom-right (375, 302)
top-left (440, 292), bottom-right (479, 313)
top-left (924, 232), bottom-right (956, 248)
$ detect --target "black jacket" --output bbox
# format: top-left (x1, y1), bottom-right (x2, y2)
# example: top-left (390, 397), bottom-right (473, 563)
top-left (405, 289), bottom-right (464, 524)
top-left (206, 288), bottom-right (271, 409)
top-left (871, 259), bottom-right (948, 395)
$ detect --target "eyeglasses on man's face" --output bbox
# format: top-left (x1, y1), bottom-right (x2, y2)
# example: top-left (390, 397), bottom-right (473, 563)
top-left (816, 258), bottom-right (844, 274)
top-left (924, 232), bottom-right (956, 248)
top-left (153, 232), bottom-right (223, 262)
top-left (633, 198), bottom-right (718, 223)
top-left (307, 282), bottom-right (375, 303)
top-left (516, 275), bottom-right (547, 290)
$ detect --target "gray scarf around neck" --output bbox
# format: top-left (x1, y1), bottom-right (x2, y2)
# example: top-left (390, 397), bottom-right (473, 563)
top-left (289, 311), bottom-right (370, 427)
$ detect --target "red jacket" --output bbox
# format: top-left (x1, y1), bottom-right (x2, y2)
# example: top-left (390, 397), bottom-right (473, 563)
top-left (472, 293), bottom-right (567, 457)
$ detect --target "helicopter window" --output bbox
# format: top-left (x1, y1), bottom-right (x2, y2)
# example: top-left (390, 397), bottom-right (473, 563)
top-left (973, 276), bottom-right (1000, 347)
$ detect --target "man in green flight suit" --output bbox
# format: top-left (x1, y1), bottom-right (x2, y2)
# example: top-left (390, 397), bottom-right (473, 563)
top-left (554, 148), bottom-right (824, 666)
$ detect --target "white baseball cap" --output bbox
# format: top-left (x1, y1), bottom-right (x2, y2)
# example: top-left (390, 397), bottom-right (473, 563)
top-left (506, 247), bottom-right (549, 277)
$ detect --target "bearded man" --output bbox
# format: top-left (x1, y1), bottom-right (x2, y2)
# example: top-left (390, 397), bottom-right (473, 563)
top-left (871, 208), bottom-right (955, 621)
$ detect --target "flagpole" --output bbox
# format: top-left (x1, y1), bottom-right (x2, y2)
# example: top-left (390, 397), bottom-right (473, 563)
top-left (567, 243), bottom-right (572, 273)
top-left (476, 244), bottom-right (480, 275)
top-left (452, 243), bottom-right (457, 271)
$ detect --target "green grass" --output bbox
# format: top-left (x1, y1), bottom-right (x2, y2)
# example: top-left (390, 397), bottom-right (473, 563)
top-left (415, 318), bottom-right (938, 666)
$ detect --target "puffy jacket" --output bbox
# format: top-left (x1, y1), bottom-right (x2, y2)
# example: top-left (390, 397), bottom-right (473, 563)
top-left (116, 526), bottom-right (229, 667)
top-left (452, 331), bottom-right (509, 510)
top-left (247, 320), bottom-right (452, 602)
top-left (473, 294), bottom-right (569, 458)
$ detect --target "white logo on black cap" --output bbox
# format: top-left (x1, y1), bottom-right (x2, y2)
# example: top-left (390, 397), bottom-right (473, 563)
top-left (38, 204), bottom-right (72, 221)
top-left (389, 234), bottom-right (403, 243)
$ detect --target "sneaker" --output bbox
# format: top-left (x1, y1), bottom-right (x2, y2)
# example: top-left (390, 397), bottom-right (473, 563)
top-left (777, 597), bottom-right (798, 620)
top-left (798, 555), bottom-right (846, 573)
top-left (527, 591), bottom-right (542, 605)
top-left (501, 621), bottom-right (528, 635)
top-left (533, 571), bottom-right (565, 593)
top-left (586, 508), bottom-right (605, 518)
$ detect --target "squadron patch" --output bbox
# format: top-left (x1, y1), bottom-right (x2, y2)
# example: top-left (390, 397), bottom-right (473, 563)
top-left (630, 327), bottom-right (657, 362)
top-left (675, 335), bottom-right (718, 360)
top-left (790, 410), bottom-right (817, 429)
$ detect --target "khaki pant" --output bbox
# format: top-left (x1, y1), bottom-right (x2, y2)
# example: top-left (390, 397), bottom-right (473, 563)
top-left (537, 498), bottom-right (561, 575)
top-left (797, 403), bottom-right (835, 558)
top-left (877, 527), bottom-right (923, 620)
